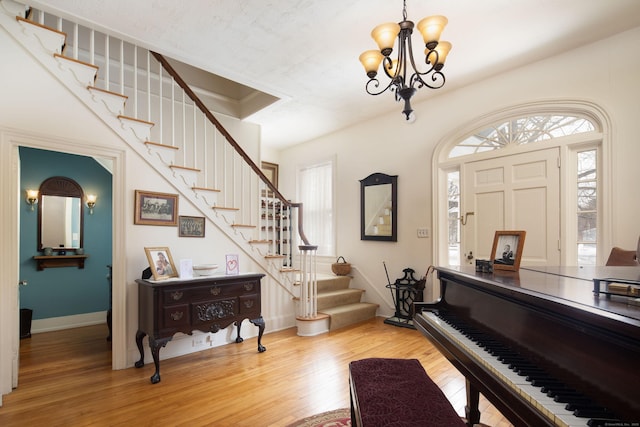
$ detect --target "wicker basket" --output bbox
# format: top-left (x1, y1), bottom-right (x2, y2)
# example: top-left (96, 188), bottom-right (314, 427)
top-left (331, 256), bottom-right (351, 276)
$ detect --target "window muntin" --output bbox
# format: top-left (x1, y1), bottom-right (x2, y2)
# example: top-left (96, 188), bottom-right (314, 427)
top-left (449, 115), bottom-right (596, 158)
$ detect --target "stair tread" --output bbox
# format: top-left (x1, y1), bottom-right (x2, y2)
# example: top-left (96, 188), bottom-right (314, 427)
top-left (319, 302), bottom-right (378, 314)
top-left (16, 16), bottom-right (66, 37)
top-left (88, 85), bottom-right (128, 99)
top-left (170, 164), bottom-right (200, 172)
top-left (117, 115), bottom-right (154, 126)
top-left (213, 206), bottom-right (239, 211)
top-left (318, 288), bottom-right (364, 297)
top-left (54, 53), bottom-right (99, 70)
top-left (192, 186), bottom-right (220, 192)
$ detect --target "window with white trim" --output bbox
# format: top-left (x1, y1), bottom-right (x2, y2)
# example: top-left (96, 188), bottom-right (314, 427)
top-left (297, 159), bottom-right (335, 256)
top-left (577, 149), bottom-right (597, 266)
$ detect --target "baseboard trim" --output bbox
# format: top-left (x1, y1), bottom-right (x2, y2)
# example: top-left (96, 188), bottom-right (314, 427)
top-left (31, 311), bottom-right (107, 334)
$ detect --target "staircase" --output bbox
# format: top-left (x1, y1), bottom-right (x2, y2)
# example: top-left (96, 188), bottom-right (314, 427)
top-left (0, 0), bottom-right (332, 330)
top-left (296, 274), bottom-right (378, 336)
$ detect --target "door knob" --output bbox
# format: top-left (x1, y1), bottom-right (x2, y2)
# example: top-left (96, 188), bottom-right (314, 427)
top-left (19, 280), bottom-right (28, 286)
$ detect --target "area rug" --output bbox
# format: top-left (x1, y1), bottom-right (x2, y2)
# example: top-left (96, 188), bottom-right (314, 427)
top-left (286, 408), bottom-right (351, 427)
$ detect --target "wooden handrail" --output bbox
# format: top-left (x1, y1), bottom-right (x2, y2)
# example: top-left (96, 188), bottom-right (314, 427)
top-left (151, 51), bottom-right (311, 246)
top-left (151, 52), bottom-right (283, 199)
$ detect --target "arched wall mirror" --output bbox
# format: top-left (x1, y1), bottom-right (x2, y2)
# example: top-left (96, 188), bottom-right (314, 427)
top-left (360, 173), bottom-right (398, 242)
top-left (38, 176), bottom-right (84, 251)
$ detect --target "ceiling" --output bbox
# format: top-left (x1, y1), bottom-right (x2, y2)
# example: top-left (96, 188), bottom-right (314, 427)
top-left (29, 0), bottom-right (640, 150)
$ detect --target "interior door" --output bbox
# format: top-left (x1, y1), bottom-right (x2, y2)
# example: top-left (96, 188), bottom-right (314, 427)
top-left (462, 148), bottom-right (560, 266)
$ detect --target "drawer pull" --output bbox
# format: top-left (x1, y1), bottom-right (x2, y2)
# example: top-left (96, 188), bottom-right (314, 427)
top-left (171, 291), bottom-right (183, 301)
top-left (170, 311), bottom-right (184, 321)
top-left (243, 283), bottom-right (254, 291)
top-left (244, 300), bottom-right (255, 309)
top-left (210, 287), bottom-right (221, 296)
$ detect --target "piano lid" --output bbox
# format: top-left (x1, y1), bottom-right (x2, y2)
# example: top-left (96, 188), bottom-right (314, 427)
top-left (435, 265), bottom-right (640, 325)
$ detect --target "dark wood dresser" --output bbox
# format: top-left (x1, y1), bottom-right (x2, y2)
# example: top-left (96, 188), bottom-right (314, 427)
top-left (135, 273), bottom-right (266, 383)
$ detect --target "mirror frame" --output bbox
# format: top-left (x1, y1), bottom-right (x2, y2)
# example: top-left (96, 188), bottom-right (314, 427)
top-left (37, 176), bottom-right (84, 252)
top-left (360, 172), bottom-right (398, 242)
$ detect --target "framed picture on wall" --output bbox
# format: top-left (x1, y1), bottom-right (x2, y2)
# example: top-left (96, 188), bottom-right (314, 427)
top-left (144, 246), bottom-right (178, 280)
top-left (261, 161), bottom-right (279, 188)
top-left (134, 190), bottom-right (178, 226)
top-left (490, 230), bottom-right (526, 271)
top-left (178, 215), bottom-right (205, 237)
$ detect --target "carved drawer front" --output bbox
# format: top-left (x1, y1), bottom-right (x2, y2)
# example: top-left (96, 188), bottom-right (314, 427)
top-left (191, 298), bottom-right (238, 326)
top-left (162, 304), bottom-right (190, 328)
top-left (238, 294), bottom-right (260, 316)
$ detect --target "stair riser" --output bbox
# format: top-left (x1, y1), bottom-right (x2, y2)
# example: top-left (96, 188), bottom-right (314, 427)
top-left (317, 276), bottom-right (352, 292)
top-left (323, 305), bottom-right (379, 331)
top-left (317, 291), bottom-right (364, 311)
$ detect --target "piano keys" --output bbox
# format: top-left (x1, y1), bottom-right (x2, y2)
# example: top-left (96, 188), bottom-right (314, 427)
top-left (414, 266), bottom-right (640, 427)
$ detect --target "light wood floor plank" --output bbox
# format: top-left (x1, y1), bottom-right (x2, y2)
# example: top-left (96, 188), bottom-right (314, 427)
top-left (0, 317), bottom-right (512, 426)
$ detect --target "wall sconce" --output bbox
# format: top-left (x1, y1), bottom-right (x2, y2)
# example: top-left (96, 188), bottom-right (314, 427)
top-left (26, 189), bottom-right (39, 211)
top-left (86, 194), bottom-right (97, 215)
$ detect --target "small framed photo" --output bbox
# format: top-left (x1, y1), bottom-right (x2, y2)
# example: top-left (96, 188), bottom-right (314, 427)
top-left (179, 215), bottom-right (205, 237)
top-left (490, 230), bottom-right (526, 271)
top-left (144, 247), bottom-right (178, 280)
top-left (134, 190), bottom-right (178, 226)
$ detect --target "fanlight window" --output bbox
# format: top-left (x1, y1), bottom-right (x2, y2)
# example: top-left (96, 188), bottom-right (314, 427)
top-left (449, 115), bottom-right (596, 158)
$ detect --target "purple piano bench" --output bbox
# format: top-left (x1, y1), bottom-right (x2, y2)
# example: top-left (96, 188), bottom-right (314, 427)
top-left (349, 358), bottom-right (467, 427)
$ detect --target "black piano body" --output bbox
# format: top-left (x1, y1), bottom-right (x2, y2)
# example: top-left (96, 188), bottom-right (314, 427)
top-left (414, 266), bottom-right (640, 426)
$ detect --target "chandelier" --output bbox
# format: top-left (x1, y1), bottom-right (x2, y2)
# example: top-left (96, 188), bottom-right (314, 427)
top-left (359, 0), bottom-right (451, 121)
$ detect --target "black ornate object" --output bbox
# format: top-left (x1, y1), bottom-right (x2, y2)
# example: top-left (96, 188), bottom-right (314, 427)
top-left (384, 267), bottom-right (426, 329)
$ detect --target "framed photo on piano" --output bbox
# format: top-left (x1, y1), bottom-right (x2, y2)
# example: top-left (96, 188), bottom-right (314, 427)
top-left (490, 230), bottom-right (526, 271)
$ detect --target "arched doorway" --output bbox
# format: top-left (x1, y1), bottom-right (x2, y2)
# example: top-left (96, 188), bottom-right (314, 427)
top-left (432, 100), bottom-right (612, 268)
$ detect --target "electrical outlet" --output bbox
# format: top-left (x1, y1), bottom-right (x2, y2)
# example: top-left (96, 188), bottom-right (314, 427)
top-left (417, 228), bottom-right (430, 238)
top-left (192, 337), bottom-right (205, 347)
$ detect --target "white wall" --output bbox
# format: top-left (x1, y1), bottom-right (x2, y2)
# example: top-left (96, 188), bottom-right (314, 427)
top-left (277, 27), bottom-right (640, 312)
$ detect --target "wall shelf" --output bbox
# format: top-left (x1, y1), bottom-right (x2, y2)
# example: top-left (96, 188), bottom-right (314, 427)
top-left (33, 255), bottom-right (88, 271)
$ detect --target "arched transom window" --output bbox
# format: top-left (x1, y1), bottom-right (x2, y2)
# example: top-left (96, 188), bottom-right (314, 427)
top-left (449, 115), bottom-right (597, 158)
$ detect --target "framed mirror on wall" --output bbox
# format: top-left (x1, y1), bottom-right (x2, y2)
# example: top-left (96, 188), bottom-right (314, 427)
top-left (360, 173), bottom-right (398, 241)
top-left (37, 176), bottom-right (84, 252)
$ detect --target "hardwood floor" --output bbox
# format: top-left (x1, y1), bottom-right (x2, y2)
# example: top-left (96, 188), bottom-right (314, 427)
top-left (0, 318), bottom-right (512, 426)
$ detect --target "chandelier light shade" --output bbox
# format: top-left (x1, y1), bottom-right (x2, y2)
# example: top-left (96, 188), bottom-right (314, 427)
top-left (359, 0), bottom-right (451, 120)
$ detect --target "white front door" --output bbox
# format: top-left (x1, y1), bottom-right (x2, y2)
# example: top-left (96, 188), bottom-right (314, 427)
top-left (462, 148), bottom-right (560, 266)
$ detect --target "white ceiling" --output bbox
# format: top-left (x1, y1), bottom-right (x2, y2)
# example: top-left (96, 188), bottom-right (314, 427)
top-left (29, 0), bottom-right (640, 150)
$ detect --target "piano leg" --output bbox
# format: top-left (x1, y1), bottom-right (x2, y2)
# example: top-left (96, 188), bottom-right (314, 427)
top-left (465, 379), bottom-right (481, 426)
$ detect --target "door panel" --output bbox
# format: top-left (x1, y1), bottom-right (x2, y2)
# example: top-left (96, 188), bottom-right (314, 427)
top-left (463, 148), bottom-right (560, 266)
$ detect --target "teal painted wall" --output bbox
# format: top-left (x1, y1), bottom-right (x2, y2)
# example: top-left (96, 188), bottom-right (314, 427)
top-left (19, 147), bottom-right (112, 320)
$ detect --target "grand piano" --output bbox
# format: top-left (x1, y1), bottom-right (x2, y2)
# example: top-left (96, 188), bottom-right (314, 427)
top-left (414, 265), bottom-right (640, 427)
